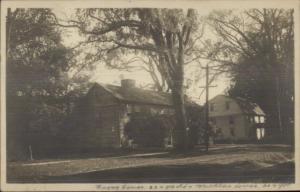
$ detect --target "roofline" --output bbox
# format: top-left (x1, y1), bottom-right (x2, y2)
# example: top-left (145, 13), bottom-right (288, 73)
top-left (208, 94), bottom-right (265, 116)
top-left (87, 83), bottom-right (122, 102)
top-left (208, 94), bottom-right (230, 103)
top-left (93, 82), bottom-right (200, 107)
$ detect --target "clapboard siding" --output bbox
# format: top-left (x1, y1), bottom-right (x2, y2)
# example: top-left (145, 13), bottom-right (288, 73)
top-left (208, 95), bottom-right (266, 141)
top-left (76, 84), bottom-right (121, 148)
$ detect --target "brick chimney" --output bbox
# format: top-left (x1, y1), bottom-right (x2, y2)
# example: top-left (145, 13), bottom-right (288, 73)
top-left (121, 79), bottom-right (136, 89)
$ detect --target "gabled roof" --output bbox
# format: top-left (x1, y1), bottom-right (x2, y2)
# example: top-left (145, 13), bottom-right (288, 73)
top-left (234, 97), bottom-right (265, 116)
top-left (92, 83), bottom-right (198, 107)
top-left (209, 94), bottom-right (265, 116)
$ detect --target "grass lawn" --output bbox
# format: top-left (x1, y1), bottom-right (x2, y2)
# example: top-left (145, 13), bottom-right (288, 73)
top-left (7, 144), bottom-right (294, 183)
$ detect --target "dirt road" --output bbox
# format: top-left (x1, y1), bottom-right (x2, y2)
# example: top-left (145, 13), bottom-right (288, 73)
top-left (7, 144), bottom-right (294, 183)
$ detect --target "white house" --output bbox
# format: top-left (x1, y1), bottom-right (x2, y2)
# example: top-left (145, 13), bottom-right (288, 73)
top-left (208, 95), bottom-right (266, 142)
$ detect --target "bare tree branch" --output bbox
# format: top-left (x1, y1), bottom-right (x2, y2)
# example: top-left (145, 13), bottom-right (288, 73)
top-left (113, 41), bottom-right (158, 52)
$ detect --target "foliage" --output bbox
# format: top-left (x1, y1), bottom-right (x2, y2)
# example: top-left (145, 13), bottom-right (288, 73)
top-left (6, 8), bottom-right (85, 160)
top-left (6, 8), bottom-right (77, 97)
top-left (124, 114), bottom-right (168, 147)
top-left (206, 9), bottom-right (294, 142)
top-left (28, 102), bottom-right (66, 135)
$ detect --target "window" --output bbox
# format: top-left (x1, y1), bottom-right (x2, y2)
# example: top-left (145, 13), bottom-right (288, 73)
top-left (17, 91), bottom-right (23, 96)
top-left (256, 128), bottom-right (261, 140)
top-left (210, 103), bottom-right (215, 112)
top-left (260, 116), bottom-right (265, 123)
top-left (254, 116), bottom-right (260, 123)
top-left (229, 116), bottom-right (234, 124)
top-left (225, 101), bottom-right (230, 110)
top-left (261, 128), bottom-right (265, 138)
top-left (256, 128), bottom-right (265, 140)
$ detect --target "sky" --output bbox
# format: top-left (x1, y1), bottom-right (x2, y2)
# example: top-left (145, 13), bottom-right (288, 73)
top-left (53, 8), bottom-right (231, 105)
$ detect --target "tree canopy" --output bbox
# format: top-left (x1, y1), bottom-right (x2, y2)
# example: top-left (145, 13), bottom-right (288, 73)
top-left (6, 8), bottom-right (77, 97)
top-left (6, 8), bottom-right (87, 160)
top-left (206, 9), bottom-right (294, 141)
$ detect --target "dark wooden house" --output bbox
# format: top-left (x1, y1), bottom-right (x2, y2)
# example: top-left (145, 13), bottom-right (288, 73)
top-left (66, 79), bottom-right (199, 151)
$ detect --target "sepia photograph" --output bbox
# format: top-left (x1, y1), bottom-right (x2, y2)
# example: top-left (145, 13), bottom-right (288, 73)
top-left (0, 0), bottom-right (299, 191)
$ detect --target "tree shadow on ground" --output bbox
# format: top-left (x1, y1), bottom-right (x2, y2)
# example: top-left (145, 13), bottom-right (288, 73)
top-left (14, 160), bottom-right (294, 183)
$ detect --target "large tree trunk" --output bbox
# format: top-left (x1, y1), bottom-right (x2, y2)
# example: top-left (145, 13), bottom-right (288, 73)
top-left (150, 25), bottom-right (191, 151)
top-left (171, 43), bottom-right (188, 151)
top-left (172, 82), bottom-right (188, 151)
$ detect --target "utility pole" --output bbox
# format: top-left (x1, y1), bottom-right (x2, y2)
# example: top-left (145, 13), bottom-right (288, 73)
top-left (200, 64), bottom-right (217, 152)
